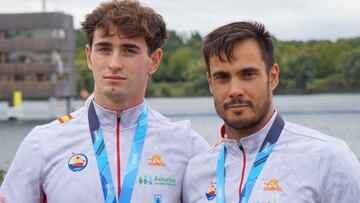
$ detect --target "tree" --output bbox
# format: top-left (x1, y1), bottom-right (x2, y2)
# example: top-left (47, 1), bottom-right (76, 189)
top-left (286, 52), bottom-right (316, 91)
top-left (337, 48), bottom-right (360, 89)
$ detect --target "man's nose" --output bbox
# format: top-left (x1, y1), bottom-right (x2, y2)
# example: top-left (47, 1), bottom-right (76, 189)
top-left (108, 52), bottom-right (124, 71)
top-left (228, 79), bottom-right (245, 98)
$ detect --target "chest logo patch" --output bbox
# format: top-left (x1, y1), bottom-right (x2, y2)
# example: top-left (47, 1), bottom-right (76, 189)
top-left (263, 178), bottom-right (283, 191)
top-left (68, 153), bottom-right (88, 172)
top-left (148, 154), bottom-right (166, 167)
top-left (205, 181), bottom-right (216, 201)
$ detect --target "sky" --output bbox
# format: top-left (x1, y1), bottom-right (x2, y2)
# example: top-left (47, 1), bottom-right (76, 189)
top-left (1, 0), bottom-right (360, 41)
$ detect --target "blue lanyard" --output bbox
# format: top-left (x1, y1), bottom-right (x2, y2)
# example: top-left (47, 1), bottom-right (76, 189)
top-left (88, 100), bottom-right (148, 203)
top-left (216, 114), bottom-right (284, 203)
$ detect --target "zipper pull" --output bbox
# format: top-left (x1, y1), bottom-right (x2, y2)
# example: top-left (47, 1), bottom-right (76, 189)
top-left (239, 144), bottom-right (244, 151)
top-left (117, 111), bottom-right (122, 120)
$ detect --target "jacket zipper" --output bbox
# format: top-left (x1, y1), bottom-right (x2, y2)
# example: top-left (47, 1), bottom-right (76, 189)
top-left (239, 145), bottom-right (247, 197)
top-left (116, 111), bottom-right (121, 198)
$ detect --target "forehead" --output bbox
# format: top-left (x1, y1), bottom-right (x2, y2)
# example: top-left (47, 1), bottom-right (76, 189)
top-left (209, 39), bottom-right (265, 72)
top-left (92, 26), bottom-right (147, 46)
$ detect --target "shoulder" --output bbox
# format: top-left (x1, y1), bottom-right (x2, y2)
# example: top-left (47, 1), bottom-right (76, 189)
top-left (147, 106), bottom-right (193, 132)
top-left (282, 120), bottom-right (360, 169)
top-left (283, 121), bottom-right (349, 147)
top-left (147, 106), bottom-right (210, 154)
top-left (188, 143), bottom-right (220, 167)
top-left (29, 106), bottom-right (87, 138)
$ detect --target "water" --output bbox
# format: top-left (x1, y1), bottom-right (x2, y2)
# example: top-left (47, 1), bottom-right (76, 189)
top-left (1, 94), bottom-right (360, 170)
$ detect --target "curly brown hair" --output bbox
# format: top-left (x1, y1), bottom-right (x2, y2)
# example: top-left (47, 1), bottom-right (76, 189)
top-left (81, 0), bottom-right (168, 55)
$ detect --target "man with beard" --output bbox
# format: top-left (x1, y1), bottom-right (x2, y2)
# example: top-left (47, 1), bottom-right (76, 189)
top-left (182, 21), bottom-right (360, 203)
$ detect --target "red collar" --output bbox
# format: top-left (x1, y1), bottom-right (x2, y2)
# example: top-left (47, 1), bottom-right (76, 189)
top-left (220, 124), bottom-right (226, 138)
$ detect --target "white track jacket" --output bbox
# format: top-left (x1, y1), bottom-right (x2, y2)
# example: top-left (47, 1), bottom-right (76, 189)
top-left (0, 95), bottom-right (210, 203)
top-left (183, 112), bottom-right (360, 203)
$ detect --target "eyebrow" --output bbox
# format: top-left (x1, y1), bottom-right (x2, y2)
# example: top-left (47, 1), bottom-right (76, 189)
top-left (240, 67), bottom-right (259, 74)
top-left (93, 42), bottom-right (142, 52)
top-left (211, 67), bottom-right (259, 77)
top-left (211, 70), bottom-right (229, 78)
top-left (94, 41), bottom-right (112, 47)
top-left (121, 43), bottom-right (141, 50)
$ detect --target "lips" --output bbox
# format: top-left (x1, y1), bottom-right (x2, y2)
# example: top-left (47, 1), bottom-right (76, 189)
top-left (226, 104), bottom-right (248, 109)
top-left (104, 75), bottom-right (126, 80)
top-left (224, 98), bottom-right (251, 110)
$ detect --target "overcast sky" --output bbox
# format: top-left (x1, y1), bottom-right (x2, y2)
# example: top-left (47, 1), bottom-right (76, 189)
top-left (1, 0), bottom-right (360, 41)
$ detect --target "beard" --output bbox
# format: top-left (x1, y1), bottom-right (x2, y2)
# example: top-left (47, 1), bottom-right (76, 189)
top-left (214, 90), bottom-right (271, 131)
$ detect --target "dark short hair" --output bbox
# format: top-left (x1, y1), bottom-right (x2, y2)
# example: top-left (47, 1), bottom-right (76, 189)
top-left (203, 21), bottom-right (275, 73)
top-left (81, 0), bottom-right (168, 55)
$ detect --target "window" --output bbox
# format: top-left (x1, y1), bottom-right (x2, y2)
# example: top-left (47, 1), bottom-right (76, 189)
top-left (8, 51), bottom-right (32, 63)
top-left (27, 74), bottom-right (36, 82)
top-left (52, 29), bottom-right (66, 39)
top-left (4, 30), bottom-right (32, 38)
top-left (57, 73), bottom-right (69, 81)
top-left (14, 73), bottom-right (25, 81)
top-left (36, 73), bottom-right (44, 82)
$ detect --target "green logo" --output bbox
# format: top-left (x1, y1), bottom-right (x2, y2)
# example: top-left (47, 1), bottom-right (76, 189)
top-left (138, 175), bottom-right (176, 186)
top-left (154, 176), bottom-right (176, 186)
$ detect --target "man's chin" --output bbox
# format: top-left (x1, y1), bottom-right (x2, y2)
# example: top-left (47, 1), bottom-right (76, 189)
top-left (104, 89), bottom-right (126, 101)
top-left (223, 112), bottom-right (259, 129)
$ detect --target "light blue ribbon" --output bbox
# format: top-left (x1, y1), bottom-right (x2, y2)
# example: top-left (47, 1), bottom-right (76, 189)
top-left (89, 100), bottom-right (148, 203)
top-left (215, 114), bottom-right (284, 203)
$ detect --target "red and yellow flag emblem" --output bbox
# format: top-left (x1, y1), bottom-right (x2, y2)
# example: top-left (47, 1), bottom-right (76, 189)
top-left (58, 114), bottom-right (73, 124)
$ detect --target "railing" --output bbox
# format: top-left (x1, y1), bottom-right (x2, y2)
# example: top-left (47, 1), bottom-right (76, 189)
top-left (0, 63), bottom-right (56, 74)
top-left (0, 38), bottom-right (73, 51)
top-left (0, 81), bottom-right (53, 98)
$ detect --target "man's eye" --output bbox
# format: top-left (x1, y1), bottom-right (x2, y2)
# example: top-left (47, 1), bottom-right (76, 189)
top-left (123, 49), bottom-right (137, 55)
top-left (214, 74), bottom-right (229, 82)
top-left (243, 71), bottom-right (257, 79)
top-left (97, 47), bottom-right (111, 53)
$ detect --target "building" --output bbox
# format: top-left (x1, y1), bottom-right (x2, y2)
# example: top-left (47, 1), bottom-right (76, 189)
top-left (0, 12), bottom-right (76, 100)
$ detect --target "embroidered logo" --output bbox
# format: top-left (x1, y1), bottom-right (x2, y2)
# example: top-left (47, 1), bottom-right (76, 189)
top-left (154, 194), bottom-right (162, 203)
top-left (138, 175), bottom-right (176, 186)
top-left (148, 154), bottom-right (166, 167)
top-left (205, 181), bottom-right (216, 201)
top-left (263, 178), bottom-right (283, 191)
top-left (68, 153), bottom-right (88, 172)
top-left (58, 114), bottom-right (73, 124)
top-left (139, 175), bottom-right (153, 185)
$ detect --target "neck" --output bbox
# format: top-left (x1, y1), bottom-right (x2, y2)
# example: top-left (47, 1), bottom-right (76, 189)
top-left (93, 94), bottom-right (144, 112)
top-left (226, 107), bottom-right (275, 142)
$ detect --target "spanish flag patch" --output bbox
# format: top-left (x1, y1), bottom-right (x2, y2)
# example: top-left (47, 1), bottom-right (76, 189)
top-left (58, 114), bottom-right (73, 124)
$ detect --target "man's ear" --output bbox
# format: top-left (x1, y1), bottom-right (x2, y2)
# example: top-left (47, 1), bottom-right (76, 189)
top-left (85, 44), bottom-right (93, 71)
top-left (269, 63), bottom-right (280, 91)
top-left (207, 72), bottom-right (213, 95)
top-left (148, 48), bottom-right (163, 76)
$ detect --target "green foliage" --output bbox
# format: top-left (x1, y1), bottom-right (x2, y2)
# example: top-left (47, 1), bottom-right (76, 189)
top-left (336, 47), bottom-right (360, 89)
top-left (76, 47), bottom-right (94, 95)
top-left (75, 28), bottom-right (360, 97)
top-left (287, 52), bottom-right (316, 90)
top-left (0, 169), bottom-right (5, 185)
top-left (75, 30), bottom-right (87, 49)
top-left (146, 81), bottom-right (186, 97)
